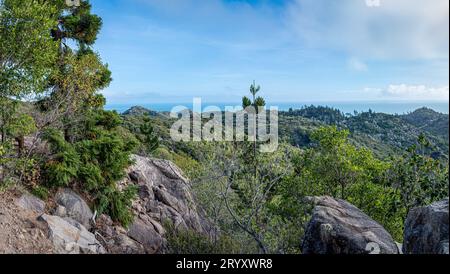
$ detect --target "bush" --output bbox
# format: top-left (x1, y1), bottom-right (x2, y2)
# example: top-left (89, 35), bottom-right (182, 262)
top-left (31, 185), bottom-right (50, 200)
top-left (164, 222), bottom-right (241, 254)
top-left (41, 110), bottom-right (138, 226)
top-left (42, 129), bottom-right (80, 187)
top-left (346, 182), bottom-right (405, 241)
top-left (97, 185), bottom-right (138, 228)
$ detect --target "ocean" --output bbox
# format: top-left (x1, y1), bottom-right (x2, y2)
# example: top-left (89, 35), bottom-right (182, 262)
top-left (105, 101), bottom-right (449, 115)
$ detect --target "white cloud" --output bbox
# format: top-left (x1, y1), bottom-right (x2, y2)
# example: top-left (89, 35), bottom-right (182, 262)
top-left (358, 84), bottom-right (449, 100)
top-left (286, 0), bottom-right (449, 60)
top-left (348, 57), bottom-right (368, 71)
top-left (362, 87), bottom-right (383, 93)
top-left (383, 84), bottom-right (449, 100)
top-left (364, 0), bottom-right (381, 8)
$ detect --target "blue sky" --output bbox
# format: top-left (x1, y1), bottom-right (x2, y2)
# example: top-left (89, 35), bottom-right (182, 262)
top-left (90, 0), bottom-right (449, 105)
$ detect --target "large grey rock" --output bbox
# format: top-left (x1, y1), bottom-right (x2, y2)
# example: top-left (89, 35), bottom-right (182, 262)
top-left (15, 193), bottom-right (45, 214)
top-left (403, 198), bottom-right (449, 254)
top-left (126, 155), bottom-right (206, 232)
top-left (438, 240), bottom-right (449, 254)
top-left (95, 155), bottom-right (212, 254)
top-left (94, 214), bottom-right (145, 254)
top-left (38, 214), bottom-right (105, 254)
top-left (301, 196), bottom-right (399, 254)
top-left (127, 218), bottom-right (163, 254)
top-left (55, 189), bottom-right (93, 230)
top-left (113, 234), bottom-right (146, 254)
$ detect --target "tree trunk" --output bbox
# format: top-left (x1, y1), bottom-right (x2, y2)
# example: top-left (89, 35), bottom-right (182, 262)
top-left (1, 125), bottom-right (5, 143)
top-left (64, 126), bottom-right (71, 143)
top-left (16, 136), bottom-right (24, 157)
top-left (254, 234), bottom-right (267, 254)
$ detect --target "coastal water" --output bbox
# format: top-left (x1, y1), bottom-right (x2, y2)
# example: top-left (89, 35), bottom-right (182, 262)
top-left (106, 101), bottom-right (449, 115)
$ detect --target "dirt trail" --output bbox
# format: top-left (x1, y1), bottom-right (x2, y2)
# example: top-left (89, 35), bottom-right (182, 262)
top-left (0, 190), bottom-right (55, 254)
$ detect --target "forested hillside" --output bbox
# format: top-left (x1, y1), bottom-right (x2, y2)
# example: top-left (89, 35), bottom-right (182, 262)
top-left (401, 107), bottom-right (449, 140)
top-left (121, 105), bottom-right (449, 160)
top-left (281, 106), bottom-right (449, 159)
top-left (119, 105), bottom-right (449, 252)
top-left (1, 0), bottom-right (448, 255)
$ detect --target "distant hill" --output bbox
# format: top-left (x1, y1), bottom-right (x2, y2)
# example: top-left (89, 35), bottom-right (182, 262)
top-left (121, 105), bottom-right (449, 160)
top-left (400, 107), bottom-right (449, 140)
top-left (279, 106), bottom-right (448, 159)
top-left (122, 106), bottom-right (159, 117)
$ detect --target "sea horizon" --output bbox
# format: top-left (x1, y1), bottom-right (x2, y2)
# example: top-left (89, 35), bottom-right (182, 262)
top-left (105, 100), bottom-right (449, 115)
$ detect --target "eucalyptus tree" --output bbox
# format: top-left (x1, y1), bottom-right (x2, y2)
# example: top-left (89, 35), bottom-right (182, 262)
top-left (0, 0), bottom-right (58, 144)
top-left (0, 0), bottom-right (59, 184)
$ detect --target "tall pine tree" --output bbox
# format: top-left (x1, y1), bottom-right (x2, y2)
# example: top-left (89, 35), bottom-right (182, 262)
top-left (43, 0), bottom-right (111, 142)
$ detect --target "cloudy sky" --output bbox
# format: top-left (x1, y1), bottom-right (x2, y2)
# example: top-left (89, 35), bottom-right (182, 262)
top-left (91, 0), bottom-right (449, 105)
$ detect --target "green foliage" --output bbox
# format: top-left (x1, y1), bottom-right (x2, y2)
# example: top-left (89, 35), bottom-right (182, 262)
top-left (242, 97), bottom-right (252, 109)
top-left (31, 185), bottom-right (50, 200)
top-left (121, 103), bottom-right (448, 253)
top-left (305, 126), bottom-right (389, 199)
top-left (284, 105), bottom-right (344, 124)
top-left (401, 107), bottom-right (449, 140)
top-left (0, 0), bottom-right (139, 228)
top-left (44, 1), bottom-right (112, 147)
top-left (254, 97), bottom-right (266, 108)
top-left (389, 134), bottom-right (449, 213)
top-left (0, 0), bottom-right (57, 156)
top-left (1, 0), bottom-right (448, 255)
top-left (164, 222), bottom-right (241, 254)
top-left (274, 126), bottom-right (392, 248)
top-left (42, 110), bottom-right (138, 226)
top-left (0, 144), bottom-right (11, 191)
top-left (191, 139), bottom-right (295, 254)
top-left (139, 114), bottom-right (159, 154)
top-left (120, 111), bottom-right (163, 157)
top-left (76, 132), bottom-right (133, 183)
top-left (42, 129), bottom-right (80, 187)
top-left (93, 110), bottom-right (122, 131)
top-left (242, 81), bottom-right (265, 109)
top-left (274, 127), bottom-right (448, 246)
top-left (346, 182), bottom-right (405, 241)
top-left (78, 162), bottom-right (103, 191)
top-left (278, 105), bottom-right (448, 159)
top-left (6, 114), bottom-right (37, 139)
top-left (97, 185), bottom-right (138, 228)
top-left (1, 140), bottom-right (37, 191)
top-left (60, 1), bottom-right (103, 46)
top-left (0, 0), bottom-right (58, 98)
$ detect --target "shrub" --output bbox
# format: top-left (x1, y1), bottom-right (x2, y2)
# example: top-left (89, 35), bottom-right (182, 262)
top-left (31, 185), bottom-right (50, 200)
top-left (164, 222), bottom-right (241, 254)
top-left (41, 110), bottom-right (138, 226)
top-left (42, 129), bottom-right (80, 187)
top-left (97, 185), bottom-right (138, 228)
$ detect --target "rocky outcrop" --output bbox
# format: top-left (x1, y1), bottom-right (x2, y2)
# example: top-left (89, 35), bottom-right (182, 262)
top-left (38, 214), bottom-right (105, 254)
top-left (438, 240), bottom-right (449, 254)
top-left (301, 196), bottom-right (399, 254)
top-left (94, 214), bottom-right (145, 254)
top-left (127, 218), bottom-right (163, 254)
top-left (4, 155), bottom-right (209, 254)
top-left (15, 193), bottom-right (46, 214)
top-left (54, 189), bottom-right (94, 230)
top-left (403, 198), bottom-right (449, 254)
top-left (96, 155), bottom-right (210, 254)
